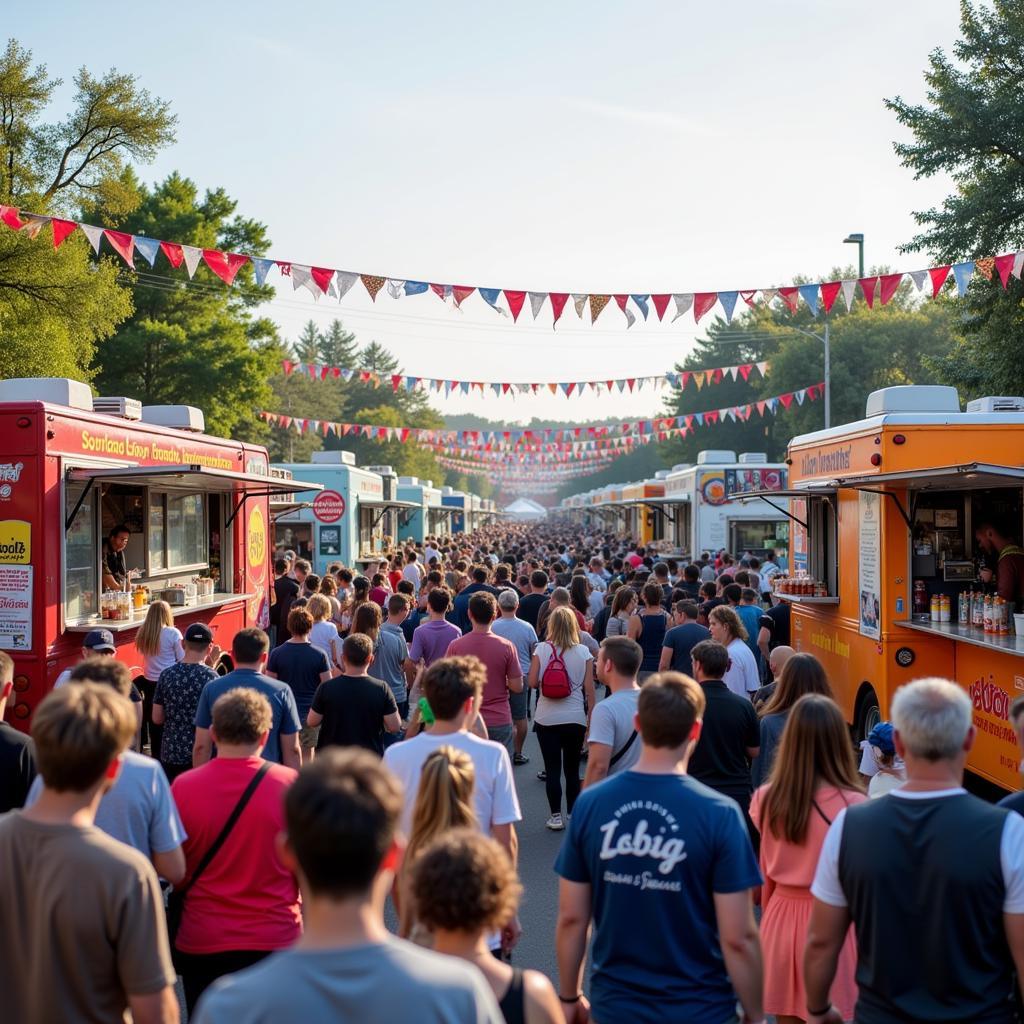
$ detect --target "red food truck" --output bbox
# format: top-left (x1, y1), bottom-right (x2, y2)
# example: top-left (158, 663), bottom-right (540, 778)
top-left (0, 377), bottom-right (320, 727)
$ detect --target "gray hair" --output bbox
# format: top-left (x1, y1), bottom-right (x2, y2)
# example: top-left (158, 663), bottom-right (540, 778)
top-left (497, 588), bottom-right (519, 610)
top-left (550, 586), bottom-right (571, 605)
top-left (891, 678), bottom-right (972, 762)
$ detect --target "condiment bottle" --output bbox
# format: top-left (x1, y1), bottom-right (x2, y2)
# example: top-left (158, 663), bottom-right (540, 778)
top-left (931, 594), bottom-right (940, 622)
top-left (984, 593), bottom-right (994, 634)
top-left (940, 594), bottom-right (951, 623)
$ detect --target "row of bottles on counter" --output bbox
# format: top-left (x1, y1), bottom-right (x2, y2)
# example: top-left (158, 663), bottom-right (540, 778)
top-left (771, 575), bottom-right (828, 597)
top-left (927, 589), bottom-right (1012, 634)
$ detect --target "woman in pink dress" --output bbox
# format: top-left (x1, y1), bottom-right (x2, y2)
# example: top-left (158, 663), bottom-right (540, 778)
top-left (750, 694), bottom-right (865, 1023)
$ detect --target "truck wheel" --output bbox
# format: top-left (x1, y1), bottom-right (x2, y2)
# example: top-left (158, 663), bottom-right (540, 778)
top-left (855, 687), bottom-right (881, 743)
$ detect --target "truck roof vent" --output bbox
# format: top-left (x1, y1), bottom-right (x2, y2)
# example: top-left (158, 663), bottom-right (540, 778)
top-left (0, 377), bottom-right (93, 411)
top-left (311, 450), bottom-right (356, 465)
top-left (398, 476), bottom-right (419, 486)
top-left (365, 465), bottom-right (396, 476)
top-left (423, 480), bottom-right (434, 488)
top-left (654, 469), bottom-right (669, 479)
top-left (697, 450), bottom-right (737, 465)
top-left (670, 463), bottom-right (692, 472)
top-left (865, 385), bottom-right (960, 417)
top-left (965, 396), bottom-right (1024, 414)
top-left (140, 405), bottom-right (205, 433)
top-left (737, 452), bottom-right (768, 464)
top-left (92, 396), bottom-right (142, 421)
top-left (441, 486), bottom-right (454, 495)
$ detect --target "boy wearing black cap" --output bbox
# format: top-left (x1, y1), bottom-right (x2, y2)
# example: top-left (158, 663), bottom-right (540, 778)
top-left (53, 628), bottom-right (118, 689)
top-left (152, 622), bottom-right (221, 782)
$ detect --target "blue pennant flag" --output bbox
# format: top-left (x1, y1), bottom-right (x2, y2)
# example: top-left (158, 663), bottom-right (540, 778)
top-left (630, 294), bottom-right (650, 320)
top-left (718, 291), bottom-right (739, 323)
top-left (251, 258), bottom-right (275, 286)
top-left (479, 287), bottom-right (502, 309)
top-left (798, 284), bottom-right (820, 317)
top-left (952, 262), bottom-right (975, 297)
top-left (133, 236), bottom-right (160, 267)
top-left (404, 280), bottom-right (429, 296)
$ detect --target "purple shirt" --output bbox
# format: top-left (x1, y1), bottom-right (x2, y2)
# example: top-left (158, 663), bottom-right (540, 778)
top-left (409, 619), bottom-right (462, 667)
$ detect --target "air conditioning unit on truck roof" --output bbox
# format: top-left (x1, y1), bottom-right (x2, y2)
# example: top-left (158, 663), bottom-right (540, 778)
top-left (92, 396), bottom-right (142, 421)
top-left (965, 396), bottom-right (1024, 413)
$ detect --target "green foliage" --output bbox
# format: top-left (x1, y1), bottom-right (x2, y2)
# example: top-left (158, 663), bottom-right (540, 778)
top-left (92, 172), bottom-right (276, 439)
top-left (887, 2), bottom-right (1024, 398)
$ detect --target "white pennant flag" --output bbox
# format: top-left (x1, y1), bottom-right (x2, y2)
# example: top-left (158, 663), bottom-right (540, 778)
top-left (756, 360), bottom-right (768, 376)
top-left (1013, 251), bottom-right (1024, 280)
top-left (328, 280), bottom-right (338, 298)
top-left (181, 245), bottom-right (203, 279)
top-left (572, 294), bottom-right (588, 318)
top-left (528, 291), bottom-right (547, 320)
top-left (840, 279), bottom-right (857, 311)
top-left (291, 265), bottom-right (318, 296)
top-left (795, 388), bottom-right (807, 405)
top-left (622, 304), bottom-right (636, 329)
top-left (909, 269), bottom-right (929, 292)
top-left (727, 365), bottom-right (740, 380)
top-left (672, 294), bottom-right (694, 322)
top-left (79, 223), bottom-right (104, 254)
top-left (386, 279), bottom-right (404, 299)
top-left (337, 271), bottom-right (359, 300)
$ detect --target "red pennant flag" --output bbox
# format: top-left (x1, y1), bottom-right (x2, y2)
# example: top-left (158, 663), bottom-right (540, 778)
top-left (549, 292), bottom-right (569, 325)
top-left (614, 294), bottom-right (630, 316)
top-left (819, 281), bottom-right (842, 314)
top-left (104, 230), bottom-right (134, 266)
top-left (651, 294), bottom-right (671, 320)
top-left (51, 218), bottom-right (77, 249)
top-left (705, 410), bottom-right (720, 424)
top-left (756, 400), bottom-right (767, 416)
top-left (879, 273), bottom-right (903, 306)
top-left (504, 290), bottom-right (526, 322)
top-left (858, 276), bottom-right (879, 308)
top-left (160, 241), bottom-right (184, 268)
top-left (282, 360), bottom-right (295, 376)
top-left (565, 383), bottom-right (576, 397)
top-left (693, 292), bottom-right (718, 323)
top-left (929, 265), bottom-right (951, 297)
top-left (501, 383), bottom-right (511, 394)
top-left (777, 287), bottom-right (798, 312)
top-left (452, 285), bottom-right (474, 307)
top-left (0, 206), bottom-right (24, 230)
top-left (310, 266), bottom-right (335, 293)
top-left (400, 428), bottom-right (410, 443)
top-left (626, 379), bottom-right (636, 392)
top-left (429, 283), bottom-right (447, 300)
top-left (739, 290), bottom-right (758, 307)
top-left (739, 364), bottom-right (753, 381)
top-left (779, 392), bottom-right (795, 409)
top-left (391, 375), bottom-right (402, 392)
top-left (995, 253), bottom-right (1015, 288)
top-left (203, 249), bottom-right (249, 285)
top-left (712, 368), bottom-right (724, 384)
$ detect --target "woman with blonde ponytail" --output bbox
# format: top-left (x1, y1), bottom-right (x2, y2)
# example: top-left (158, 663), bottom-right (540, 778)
top-left (396, 745), bottom-right (477, 942)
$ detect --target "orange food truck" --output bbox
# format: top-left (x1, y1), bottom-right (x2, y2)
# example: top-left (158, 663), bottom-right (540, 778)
top-left (0, 377), bottom-right (320, 728)
top-left (750, 384), bottom-right (1024, 792)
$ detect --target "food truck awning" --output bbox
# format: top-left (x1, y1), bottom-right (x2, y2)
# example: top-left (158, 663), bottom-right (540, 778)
top-left (622, 495), bottom-right (690, 522)
top-left (66, 464), bottom-right (324, 530)
top-left (360, 499), bottom-right (422, 510)
top-left (738, 487), bottom-right (835, 530)
top-left (826, 463), bottom-right (1024, 491)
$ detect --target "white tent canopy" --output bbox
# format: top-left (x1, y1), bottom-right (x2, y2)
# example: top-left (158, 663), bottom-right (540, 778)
top-left (504, 497), bottom-right (547, 521)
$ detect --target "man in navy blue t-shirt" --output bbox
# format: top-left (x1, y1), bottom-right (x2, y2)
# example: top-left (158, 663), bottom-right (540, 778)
top-left (555, 672), bottom-right (763, 1024)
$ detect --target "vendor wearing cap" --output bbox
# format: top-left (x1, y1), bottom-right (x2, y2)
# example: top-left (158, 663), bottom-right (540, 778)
top-left (101, 524), bottom-right (131, 591)
top-left (975, 518), bottom-right (1024, 610)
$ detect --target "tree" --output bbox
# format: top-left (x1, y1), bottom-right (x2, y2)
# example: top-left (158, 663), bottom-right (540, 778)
top-left (291, 320), bottom-right (322, 364)
top-left (318, 318), bottom-right (358, 367)
top-left (886, 1), bottom-right (1024, 397)
top-left (0, 39), bottom-right (174, 380)
top-left (91, 172), bottom-right (277, 439)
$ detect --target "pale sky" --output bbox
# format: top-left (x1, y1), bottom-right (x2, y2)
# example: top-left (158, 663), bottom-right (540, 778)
top-left (13, 1), bottom-right (960, 424)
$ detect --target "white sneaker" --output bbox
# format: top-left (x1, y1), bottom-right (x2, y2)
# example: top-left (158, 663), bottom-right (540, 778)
top-left (546, 813), bottom-right (565, 831)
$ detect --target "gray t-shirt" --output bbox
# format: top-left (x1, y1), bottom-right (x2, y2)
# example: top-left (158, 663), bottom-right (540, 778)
top-left (193, 937), bottom-right (503, 1024)
top-left (375, 624), bottom-right (410, 704)
top-left (27, 749), bottom-right (186, 856)
top-left (492, 615), bottom-right (538, 676)
top-left (587, 688), bottom-right (641, 774)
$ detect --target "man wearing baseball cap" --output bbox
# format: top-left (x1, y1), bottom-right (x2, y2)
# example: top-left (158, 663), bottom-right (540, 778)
top-left (54, 629), bottom-right (117, 689)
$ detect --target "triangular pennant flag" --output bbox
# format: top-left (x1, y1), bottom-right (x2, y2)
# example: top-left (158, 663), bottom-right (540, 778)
top-left (133, 236), bottom-right (160, 267)
top-left (779, 392), bottom-right (795, 409)
top-left (841, 279), bottom-right (857, 311)
top-left (251, 257), bottom-right (275, 285)
top-left (572, 294), bottom-right (588, 318)
top-left (386, 279), bottom-right (404, 299)
top-left (929, 265), bottom-right (951, 297)
top-left (975, 256), bottom-right (996, 280)
top-left (738, 363), bottom-right (753, 381)
top-left (630, 294), bottom-right (650, 320)
top-left (0, 206), bottom-right (25, 230)
top-left (51, 218), bottom-right (77, 249)
top-left (20, 213), bottom-right (49, 239)
top-left (181, 245), bottom-right (203, 279)
top-left (336, 271), bottom-right (359, 299)
top-left (404, 280), bottom-right (429, 296)
top-left (291, 265), bottom-right (315, 294)
top-left (760, 288), bottom-right (777, 306)
top-left (858, 276), bottom-right (878, 308)
top-left (795, 388), bottom-right (807, 405)
top-left (549, 292), bottom-right (569, 326)
top-left (952, 262), bottom-right (974, 297)
top-left (693, 292), bottom-right (718, 323)
top-left (104, 229), bottom-right (134, 267)
top-left (879, 273), bottom-right (903, 306)
top-left (672, 293), bottom-right (694, 322)
top-left (995, 253), bottom-right (1015, 288)
top-left (310, 267), bottom-right (335, 294)
top-left (819, 281), bottom-right (841, 314)
top-left (908, 269), bottom-right (926, 292)
top-left (777, 286), bottom-right (798, 312)
top-left (798, 284), bottom-right (819, 316)
top-left (452, 285), bottom-right (474, 307)
top-left (203, 250), bottom-right (249, 285)
top-left (504, 290), bottom-right (526, 321)
top-left (361, 274), bottom-right (386, 301)
top-left (1013, 252), bottom-right (1024, 280)
top-left (613, 294), bottom-right (635, 328)
top-left (738, 290), bottom-right (757, 307)
top-left (718, 290), bottom-right (739, 322)
top-left (528, 291), bottom-right (547, 320)
top-left (650, 294), bottom-right (671, 321)
top-left (589, 294), bottom-right (610, 322)
top-left (160, 241), bottom-right (184, 268)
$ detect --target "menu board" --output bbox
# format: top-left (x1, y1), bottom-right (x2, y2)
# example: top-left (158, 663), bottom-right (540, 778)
top-left (859, 492), bottom-right (881, 639)
top-left (0, 565), bottom-right (32, 650)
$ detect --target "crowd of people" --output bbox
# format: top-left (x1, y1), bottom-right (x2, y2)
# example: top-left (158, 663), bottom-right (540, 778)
top-left (1, 521), bottom-right (1024, 1023)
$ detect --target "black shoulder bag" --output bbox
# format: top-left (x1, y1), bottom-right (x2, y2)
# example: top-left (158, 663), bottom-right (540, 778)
top-left (166, 761), bottom-right (271, 955)
top-left (609, 729), bottom-right (638, 768)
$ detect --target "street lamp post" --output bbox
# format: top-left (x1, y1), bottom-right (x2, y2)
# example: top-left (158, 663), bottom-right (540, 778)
top-left (791, 324), bottom-right (831, 429)
top-left (843, 233), bottom-right (865, 279)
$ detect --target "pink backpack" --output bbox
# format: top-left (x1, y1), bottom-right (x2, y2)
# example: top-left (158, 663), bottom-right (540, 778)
top-left (540, 644), bottom-right (572, 699)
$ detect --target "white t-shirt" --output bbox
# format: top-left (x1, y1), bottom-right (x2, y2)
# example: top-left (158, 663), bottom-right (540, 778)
top-left (424, 546), bottom-right (441, 565)
top-left (54, 668), bottom-right (72, 689)
top-left (724, 637), bottom-right (759, 697)
top-left (383, 730), bottom-right (522, 837)
top-left (143, 626), bottom-right (184, 681)
top-left (402, 562), bottom-right (422, 593)
top-left (533, 642), bottom-right (592, 727)
top-left (811, 788), bottom-right (1024, 911)
top-left (309, 621), bottom-right (343, 668)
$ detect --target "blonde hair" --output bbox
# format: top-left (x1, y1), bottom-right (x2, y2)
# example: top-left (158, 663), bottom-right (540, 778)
top-left (709, 604), bottom-right (747, 642)
top-left (398, 746), bottom-right (477, 937)
top-left (546, 605), bottom-right (580, 652)
top-left (306, 593), bottom-right (332, 623)
top-left (136, 600), bottom-right (174, 656)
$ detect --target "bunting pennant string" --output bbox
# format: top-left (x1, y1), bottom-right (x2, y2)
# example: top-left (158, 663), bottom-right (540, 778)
top-left (279, 358), bottom-right (769, 400)
top-left (1, 206), bottom-right (1017, 329)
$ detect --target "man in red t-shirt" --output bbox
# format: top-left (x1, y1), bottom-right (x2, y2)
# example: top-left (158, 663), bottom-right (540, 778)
top-left (445, 592), bottom-right (523, 756)
top-left (171, 688), bottom-right (301, 1015)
